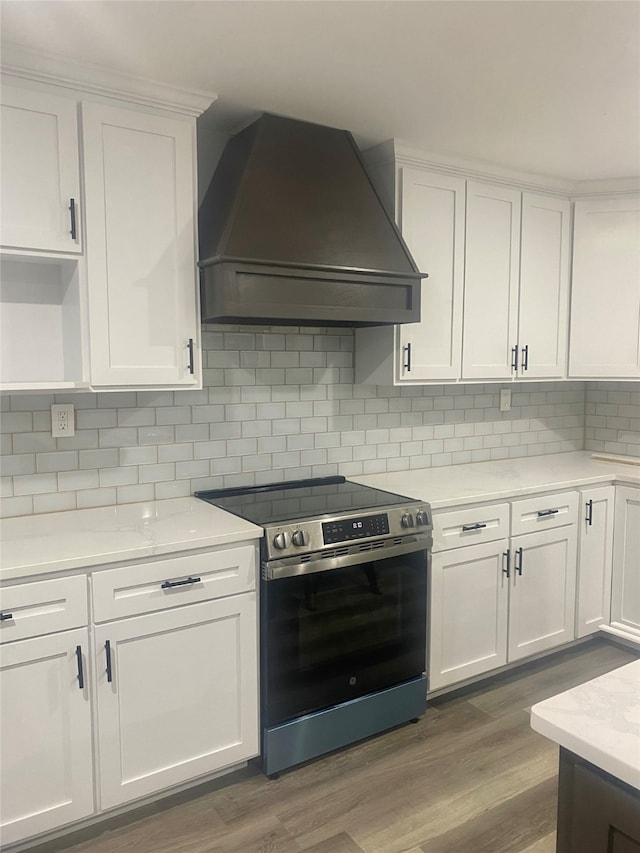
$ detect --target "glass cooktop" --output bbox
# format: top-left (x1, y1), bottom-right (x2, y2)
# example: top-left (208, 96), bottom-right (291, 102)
top-left (195, 476), bottom-right (416, 527)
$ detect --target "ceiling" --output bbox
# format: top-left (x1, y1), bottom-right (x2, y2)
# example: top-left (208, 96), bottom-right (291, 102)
top-left (1, 0), bottom-right (639, 181)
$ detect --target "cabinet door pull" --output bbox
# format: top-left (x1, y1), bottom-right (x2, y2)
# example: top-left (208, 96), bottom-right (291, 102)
top-left (511, 344), bottom-right (519, 372)
top-left (521, 345), bottom-right (529, 371)
top-left (537, 508), bottom-right (559, 517)
top-left (402, 342), bottom-right (412, 373)
top-left (69, 198), bottom-right (77, 240)
top-left (105, 640), bottom-right (113, 683)
top-left (75, 644), bottom-right (84, 690)
top-left (161, 576), bottom-right (201, 590)
top-left (462, 522), bottom-right (487, 532)
top-left (585, 499), bottom-right (594, 526)
top-left (515, 547), bottom-right (523, 576)
top-left (502, 550), bottom-right (510, 578)
top-left (0, 612), bottom-right (13, 622)
top-left (187, 338), bottom-right (195, 375)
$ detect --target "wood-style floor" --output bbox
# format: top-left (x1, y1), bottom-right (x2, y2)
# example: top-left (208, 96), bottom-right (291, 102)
top-left (34, 639), bottom-right (637, 853)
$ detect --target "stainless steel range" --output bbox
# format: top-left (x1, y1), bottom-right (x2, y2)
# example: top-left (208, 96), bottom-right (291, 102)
top-left (196, 475), bottom-right (432, 777)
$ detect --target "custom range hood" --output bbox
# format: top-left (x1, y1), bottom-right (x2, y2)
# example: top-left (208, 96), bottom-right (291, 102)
top-left (198, 113), bottom-right (424, 327)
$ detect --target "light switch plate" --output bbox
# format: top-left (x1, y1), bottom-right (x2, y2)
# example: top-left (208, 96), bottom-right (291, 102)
top-left (51, 404), bottom-right (75, 437)
top-left (499, 389), bottom-right (512, 412)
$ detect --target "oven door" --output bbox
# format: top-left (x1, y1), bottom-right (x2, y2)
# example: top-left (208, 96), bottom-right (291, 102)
top-left (261, 539), bottom-right (429, 728)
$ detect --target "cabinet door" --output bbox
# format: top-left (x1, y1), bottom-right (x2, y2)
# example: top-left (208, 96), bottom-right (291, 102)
top-left (569, 197), bottom-right (640, 379)
top-left (0, 629), bottom-right (94, 846)
top-left (82, 102), bottom-right (200, 387)
top-left (518, 193), bottom-right (570, 378)
top-left (462, 182), bottom-right (521, 380)
top-left (1, 85), bottom-right (81, 254)
top-left (576, 486), bottom-right (615, 638)
top-left (95, 593), bottom-right (258, 809)
top-left (508, 526), bottom-right (577, 661)
top-left (398, 169), bottom-right (465, 381)
top-left (429, 539), bottom-right (509, 690)
top-left (611, 487), bottom-right (640, 632)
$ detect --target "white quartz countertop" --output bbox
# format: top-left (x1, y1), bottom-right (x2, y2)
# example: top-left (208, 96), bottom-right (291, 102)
top-left (530, 659), bottom-right (640, 790)
top-left (350, 451), bottom-right (640, 510)
top-left (0, 497), bottom-right (262, 582)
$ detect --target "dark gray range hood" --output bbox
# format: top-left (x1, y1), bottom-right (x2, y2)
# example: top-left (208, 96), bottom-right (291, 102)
top-left (198, 113), bottom-right (425, 327)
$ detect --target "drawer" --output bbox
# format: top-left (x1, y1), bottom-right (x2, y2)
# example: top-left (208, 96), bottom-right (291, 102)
top-left (432, 503), bottom-right (510, 552)
top-left (0, 575), bottom-right (88, 643)
top-left (510, 491), bottom-right (578, 535)
top-left (92, 544), bottom-right (257, 622)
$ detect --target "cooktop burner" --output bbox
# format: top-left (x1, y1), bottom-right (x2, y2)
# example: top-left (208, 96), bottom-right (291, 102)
top-left (194, 475), bottom-right (416, 526)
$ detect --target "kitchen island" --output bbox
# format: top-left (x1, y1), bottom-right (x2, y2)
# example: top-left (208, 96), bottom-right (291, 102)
top-left (530, 659), bottom-right (640, 853)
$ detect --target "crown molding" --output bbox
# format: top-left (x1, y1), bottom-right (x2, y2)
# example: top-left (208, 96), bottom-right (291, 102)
top-left (365, 139), bottom-right (639, 198)
top-left (0, 42), bottom-right (216, 117)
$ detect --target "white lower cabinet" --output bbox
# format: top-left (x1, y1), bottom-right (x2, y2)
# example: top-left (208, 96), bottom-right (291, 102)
top-left (430, 539), bottom-right (509, 689)
top-left (94, 593), bottom-right (258, 809)
top-left (430, 491), bottom-right (578, 691)
top-left (0, 628), bottom-right (94, 846)
top-left (611, 486), bottom-right (640, 634)
top-left (0, 575), bottom-right (92, 846)
top-left (576, 486), bottom-right (615, 638)
top-left (0, 543), bottom-right (259, 847)
top-left (508, 525), bottom-right (577, 661)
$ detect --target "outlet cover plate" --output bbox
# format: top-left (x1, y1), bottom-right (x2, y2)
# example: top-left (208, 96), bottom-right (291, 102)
top-left (51, 404), bottom-right (75, 437)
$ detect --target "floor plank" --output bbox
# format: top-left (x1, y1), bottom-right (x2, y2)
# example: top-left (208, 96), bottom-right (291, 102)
top-left (32, 638), bottom-right (637, 853)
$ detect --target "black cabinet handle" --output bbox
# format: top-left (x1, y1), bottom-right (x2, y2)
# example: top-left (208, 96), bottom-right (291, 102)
top-left (537, 508), bottom-right (559, 518)
top-left (69, 198), bottom-right (77, 240)
top-left (0, 612), bottom-right (13, 622)
top-left (462, 522), bottom-right (487, 532)
top-left (585, 499), bottom-right (594, 526)
top-left (75, 645), bottom-right (84, 689)
top-left (105, 640), bottom-right (113, 683)
top-left (503, 550), bottom-right (510, 578)
top-left (511, 344), bottom-right (519, 372)
top-left (522, 345), bottom-right (529, 371)
top-left (402, 342), bottom-right (412, 373)
top-left (187, 338), bottom-right (195, 375)
top-left (161, 576), bottom-right (201, 590)
top-left (515, 547), bottom-right (523, 576)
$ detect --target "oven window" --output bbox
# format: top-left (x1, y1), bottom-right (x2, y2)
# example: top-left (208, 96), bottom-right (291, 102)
top-left (261, 549), bottom-right (428, 728)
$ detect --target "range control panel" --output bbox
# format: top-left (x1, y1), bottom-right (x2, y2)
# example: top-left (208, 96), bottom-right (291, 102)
top-left (263, 503), bottom-right (432, 561)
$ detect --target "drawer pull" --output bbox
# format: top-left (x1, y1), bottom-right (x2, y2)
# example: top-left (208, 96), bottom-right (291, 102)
top-left (537, 509), bottom-right (559, 518)
top-left (502, 550), bottom-right (510, 578)
top-left (462, 523), bottom-right (487, 532)
top-left (75, 645), bottom-right (84, 690)
top-left (105, 639), bottom-right (113, 684)
top-left (161, 576), bottom-right (201, 590)
top-left (585, 499), bottom-right (594, 526)
top-left (515, 547), bottom-right (524, 576)
top-left (0, 612), bottom-right (13, 622)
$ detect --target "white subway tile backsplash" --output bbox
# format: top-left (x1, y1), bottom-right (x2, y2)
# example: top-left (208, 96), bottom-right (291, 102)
top-left (3, 327), bottom-right (636, 517)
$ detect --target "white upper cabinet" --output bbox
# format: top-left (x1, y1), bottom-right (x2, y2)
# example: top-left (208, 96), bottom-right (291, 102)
top-left (355, 157), bottom-right (571, 386)
top-left (82, 102), bottom-right (201, 388)
top-left (569, 196), bottom-right (640, 379)
top-left (397, 169), bottom-right (466, 381)
top-left (0, 85), bottom-right (82, 255)
top-left (462, 182), bottom-right (522, 380)
top-left (518, 193), bottom-right (571, 379)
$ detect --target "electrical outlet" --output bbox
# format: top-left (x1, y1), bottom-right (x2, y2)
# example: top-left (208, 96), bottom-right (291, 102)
top-left (51, 404), bottom-right (75, 437)
top-left (499, 389), bottom-right (512, 412)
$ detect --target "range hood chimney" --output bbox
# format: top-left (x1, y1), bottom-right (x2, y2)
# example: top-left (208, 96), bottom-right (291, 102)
top-left (198, 113), bottom-right (425, 327)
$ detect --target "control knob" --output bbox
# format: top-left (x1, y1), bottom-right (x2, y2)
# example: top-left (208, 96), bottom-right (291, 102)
top-left (401, 512), bottom-right (415, 528)
top-left (273, 531), bottom-right (290, 550)
top-left (416, 509), bottom-right (430, 526)
top-left (292, 530), bottom-right (309, 547)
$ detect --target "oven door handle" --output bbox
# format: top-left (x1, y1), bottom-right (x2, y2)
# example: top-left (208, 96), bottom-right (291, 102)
top-left (263, 535), bottom-right (432, 581)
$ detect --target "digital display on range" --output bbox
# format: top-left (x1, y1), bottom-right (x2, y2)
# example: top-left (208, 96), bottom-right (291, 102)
top-left (322, 513), bottom-right (389, 545)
